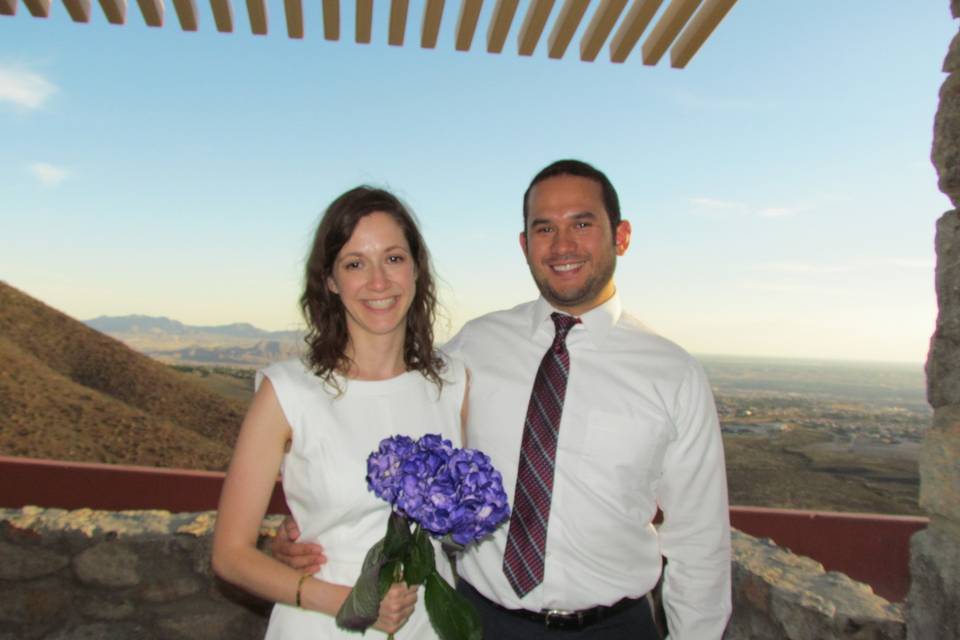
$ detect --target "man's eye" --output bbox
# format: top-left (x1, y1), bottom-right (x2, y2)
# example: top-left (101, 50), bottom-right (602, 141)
top-left (535, 226), bottom-right (553, 234)
top-left (575, 222), bottom-right (591, 229)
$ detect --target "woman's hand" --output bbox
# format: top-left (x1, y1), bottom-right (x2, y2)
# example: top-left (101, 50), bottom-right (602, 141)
top-left (373, 582), bottom-right (418, 635)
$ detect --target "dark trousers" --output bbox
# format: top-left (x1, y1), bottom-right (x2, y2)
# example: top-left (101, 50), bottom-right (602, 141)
top-left (457, 580), bottom-right (662, 640)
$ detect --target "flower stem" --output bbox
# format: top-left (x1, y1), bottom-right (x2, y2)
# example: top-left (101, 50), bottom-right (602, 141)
top-left (387, 558), bottom-right (403, 640)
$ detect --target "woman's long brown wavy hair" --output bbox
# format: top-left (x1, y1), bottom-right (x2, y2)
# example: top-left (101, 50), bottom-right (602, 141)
top-left (300, 186), bottom-right (445, 391)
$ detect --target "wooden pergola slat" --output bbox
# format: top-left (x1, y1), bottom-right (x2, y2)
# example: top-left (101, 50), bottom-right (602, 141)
top-left (641, 0), bottom-right (701, 65)
top-left (98, 0), bottom-right (125, 24)
top-left (454, 0), bottom-right (482, 52)
top-left (63, 0), bottom-right (91, 22)
top-left (547, 0), bottom-right (588, 60)
top-left (136, 0), bottom-right (161, 26)
top-left (171, 0), bottom-right (197, 30)
top-left (2, 0), bottom-right (735, 70)
top-left (246, 0), bottom-right (266, 34)
top-left (609, 0), bottom-right (662, 63)
top-left (517, 0), bottom-right (554, 56)
top-left (669, 0), bottom-right (735, 68)
top-left (284, 0), bottom-right (302, 38)
top-left (421, 0), bottom-right (444, 48)
top-left (388, 0), bottom-right (408, 46)
top-left (321, 0), bottom-right (338, 40)
top-left (23, 0), bottom-right (52, 17)
top-left (210, 0), bottom-right (232, 32)
top-left (580, 0), bottom-right (626, 62)
top-left (487, 0), bottom-right (518, 53)
top-left (355, 0), bottom-right (371, 43)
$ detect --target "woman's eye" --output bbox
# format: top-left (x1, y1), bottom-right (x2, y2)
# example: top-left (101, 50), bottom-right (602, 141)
top-left (344, 261), bottom-right (361, 270)
top-left (388, 255), bottom-right (405, 264)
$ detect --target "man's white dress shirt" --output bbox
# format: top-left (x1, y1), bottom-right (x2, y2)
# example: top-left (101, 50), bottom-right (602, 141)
top-left (444, 293), bottom-right (732, 639)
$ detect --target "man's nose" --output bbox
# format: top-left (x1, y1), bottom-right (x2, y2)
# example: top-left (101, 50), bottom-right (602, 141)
top-left (552, 228), bottom-right (576, 253)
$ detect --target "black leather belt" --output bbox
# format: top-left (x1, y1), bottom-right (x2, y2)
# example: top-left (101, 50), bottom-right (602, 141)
top-left (465, 581), bottom-right (639, 631)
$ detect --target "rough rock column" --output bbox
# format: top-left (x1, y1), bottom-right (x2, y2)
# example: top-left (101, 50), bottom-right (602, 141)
top-left (909, 4), bottom-right (960, 637)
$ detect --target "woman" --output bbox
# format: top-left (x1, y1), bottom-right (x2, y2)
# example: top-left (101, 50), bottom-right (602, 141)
top-left (212, 187), bottom-right (466, 639)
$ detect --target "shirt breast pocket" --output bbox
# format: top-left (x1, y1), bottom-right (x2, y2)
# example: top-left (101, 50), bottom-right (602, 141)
top-left (576, 409), bottom-right (668, 497)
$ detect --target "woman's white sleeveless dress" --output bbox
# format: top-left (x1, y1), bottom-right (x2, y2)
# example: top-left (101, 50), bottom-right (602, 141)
top-left (257, 357), bottom-right (465, 640)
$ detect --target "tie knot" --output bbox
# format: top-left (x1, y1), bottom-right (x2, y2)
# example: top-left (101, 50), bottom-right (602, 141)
top-left (550, 312), bottom-right (580, 344)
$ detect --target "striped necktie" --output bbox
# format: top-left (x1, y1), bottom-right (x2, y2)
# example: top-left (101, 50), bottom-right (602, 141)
top-left (503, 312), bottom-right (580, 598)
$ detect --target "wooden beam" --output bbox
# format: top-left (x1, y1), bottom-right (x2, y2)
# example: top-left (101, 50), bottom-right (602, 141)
top-left (388, 0), bottom-right (408, 46)
top-left (580, 0), bottom-right (627, 61)
top-left (547, 0), bottom-right (588, 59)
top-left (23, 0), bottom-right (52, 17)
top-left (98, 0), bottom-right (125, 23)
top-left (609, 0), bottom-right (661, 63)
top-left (284, 0), bottom-right (302, 38)
top-left (210, 0), bottom-right (232, 32)
top-left (421, 0), bottom-right (444, 48)
top-left (486, 0), bottom-right (518, 53)
top-left (355, 0), bottom-right (371, 43)
top-left (246, 0), bottom-right (266, 34)
top-left (136, 0), bottom-right (162, 26)
top-left (171, 0), bottom-right (197, 30)
top-left (641, 0), bottom-right (701, 65)
top-left (63, 0), bottom-right (91, 22)
top-left (0, 0), bottom-right (16, 16)
top-left (517, 0), bottom-right (554, 56)
top-left (669, 0), bottom-right (735, 68)
top-left (454, 0), bottom-right (483, 52)
top-left (322, 0), bottom-right (338, 40)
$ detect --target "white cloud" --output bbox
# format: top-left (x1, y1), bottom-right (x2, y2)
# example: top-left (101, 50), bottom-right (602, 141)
top-left (0, 64), bottom-right (57, 109)
top-left (755, 262), bottom-right (849, 274)
top-left (741, 282), bottom-right (850, 295)
top-left (690, 197), bottom-right (741, 210)
top-left (758, 206), bottom-right (805, 218)
top-left (690, 197), bottom-right (809, 219)
top-left (27, 162), bottom-right (68, 187)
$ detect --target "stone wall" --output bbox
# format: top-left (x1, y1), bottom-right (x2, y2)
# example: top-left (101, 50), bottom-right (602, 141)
top-left (0, 507), bottom-right (904, 640)
top-left (910, 3), bottom-right (960, 639)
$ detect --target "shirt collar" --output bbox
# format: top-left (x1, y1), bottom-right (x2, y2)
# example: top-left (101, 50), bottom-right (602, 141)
top-left (529, 290), bottom-right (622, 346)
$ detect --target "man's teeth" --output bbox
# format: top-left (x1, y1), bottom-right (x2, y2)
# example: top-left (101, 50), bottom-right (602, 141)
top-left (366, 297), bottom-right (396, 309)
top-left (552, 263), bottom-right (582, 272)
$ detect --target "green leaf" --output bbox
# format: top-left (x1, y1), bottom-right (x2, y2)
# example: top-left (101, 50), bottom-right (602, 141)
top-left (335, 537), bottom-right (386, 631)
top-left (379, 559), bottom-right (401, 598)
top-left (383, 511), bottom-right (413, 559)
top-left (402, 526), bottom-right (436, 586)
top-left (424, 573), bottom-right (483, 640)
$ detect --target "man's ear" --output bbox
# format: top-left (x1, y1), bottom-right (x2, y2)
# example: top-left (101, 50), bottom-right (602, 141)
top-left (519, 231), bottom-right (528, 256)
top-left (615, 220), bottom-right (632, 257)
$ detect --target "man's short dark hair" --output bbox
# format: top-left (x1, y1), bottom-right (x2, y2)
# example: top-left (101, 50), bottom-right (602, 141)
top-left (522, 159), bottom-right (622, 238)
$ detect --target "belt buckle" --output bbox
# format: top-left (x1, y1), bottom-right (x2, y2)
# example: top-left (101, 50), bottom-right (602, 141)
top-left (543, 609), bottom-right (581, 630)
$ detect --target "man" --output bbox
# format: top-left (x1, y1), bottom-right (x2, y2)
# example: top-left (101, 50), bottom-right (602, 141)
top-left (275, 160), bottom-right (732, 638)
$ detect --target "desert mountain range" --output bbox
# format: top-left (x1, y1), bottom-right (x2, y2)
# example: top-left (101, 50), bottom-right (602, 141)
top-left (84, 315), bottom-right (302, 367)
top-left (0, 281), bottom-right (246, 470)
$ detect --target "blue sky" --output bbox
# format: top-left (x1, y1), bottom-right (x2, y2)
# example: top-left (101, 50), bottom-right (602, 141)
top-left (1, 1), bottom-right (955, 364)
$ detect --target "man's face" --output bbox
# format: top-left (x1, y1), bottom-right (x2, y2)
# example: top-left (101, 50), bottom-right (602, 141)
top-left (520, 174), bottom-right (631, 316)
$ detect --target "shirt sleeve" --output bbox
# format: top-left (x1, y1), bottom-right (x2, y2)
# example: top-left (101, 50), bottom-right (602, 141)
top-left (657, 357), bottom-right (732, 639)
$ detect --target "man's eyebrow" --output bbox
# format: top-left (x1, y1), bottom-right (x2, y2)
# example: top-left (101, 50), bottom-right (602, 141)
top-left (530, 211), bottom-right (598, 226)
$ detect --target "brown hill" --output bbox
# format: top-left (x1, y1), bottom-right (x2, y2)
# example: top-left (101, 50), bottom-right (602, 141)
top-left (0, 282), bottom-right (247, 470)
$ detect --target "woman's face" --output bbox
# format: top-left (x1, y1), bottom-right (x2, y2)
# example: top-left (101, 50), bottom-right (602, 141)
top-left (327, 212), bottom-right (416, 344)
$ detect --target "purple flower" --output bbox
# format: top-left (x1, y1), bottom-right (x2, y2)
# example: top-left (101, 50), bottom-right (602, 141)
top-left (366, 434), bottom-right (510, 545)
top-left (366, 435), bottom-right (417, 504)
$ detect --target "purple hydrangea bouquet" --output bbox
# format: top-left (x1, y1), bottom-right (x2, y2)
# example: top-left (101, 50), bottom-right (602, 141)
top-left (335, 434), bottom-right (510, 640)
